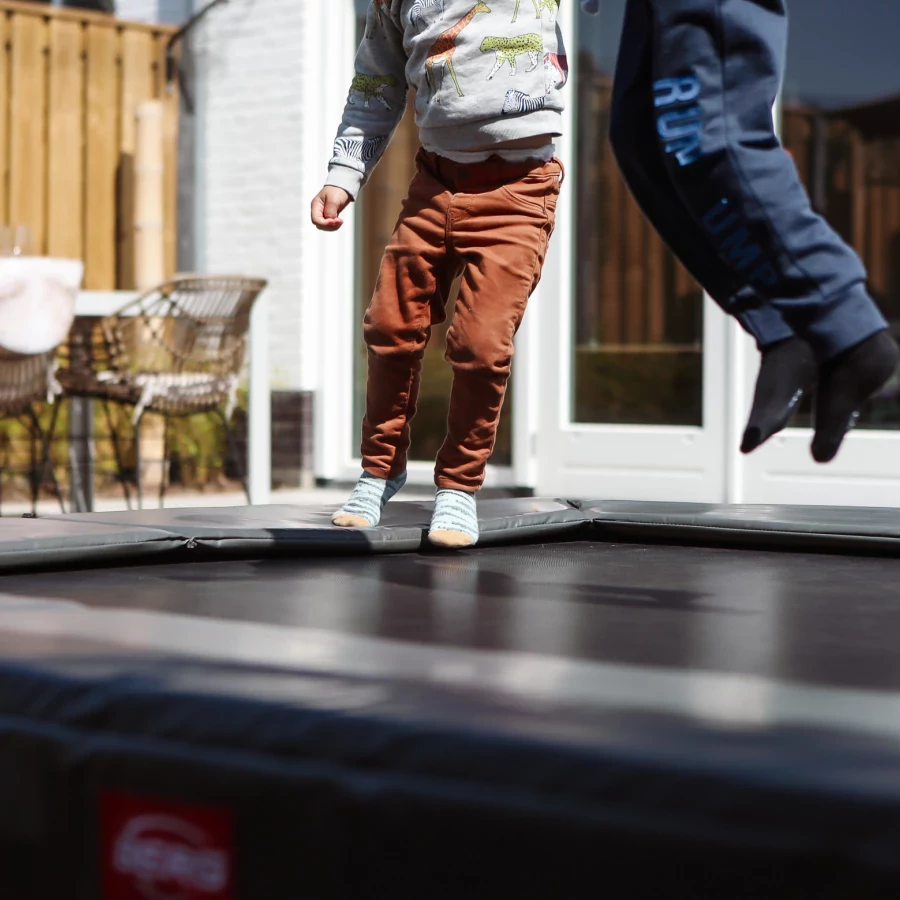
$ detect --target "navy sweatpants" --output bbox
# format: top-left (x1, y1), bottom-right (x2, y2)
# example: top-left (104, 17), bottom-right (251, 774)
top-left (608, 0), bottom-right (886, 359)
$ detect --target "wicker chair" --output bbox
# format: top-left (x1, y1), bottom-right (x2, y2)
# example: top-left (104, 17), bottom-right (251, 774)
top-left (0, 256), bottom-right (82, 515)
top-left (57, 275), bottom-right (268, 508)
top-left (0, 348), bottom-right (67, 514)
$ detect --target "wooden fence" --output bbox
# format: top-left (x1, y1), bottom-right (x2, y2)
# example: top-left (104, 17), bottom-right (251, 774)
top-left (0, 0), bottom-right (178, 289)
top-left (782, 105), bottom-right (900, 328)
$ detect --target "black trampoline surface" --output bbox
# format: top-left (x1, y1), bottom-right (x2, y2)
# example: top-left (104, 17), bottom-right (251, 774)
top-left (3, 499), bottom-right (900, 898)
top-left (4, 540), bottom-right (900, 695)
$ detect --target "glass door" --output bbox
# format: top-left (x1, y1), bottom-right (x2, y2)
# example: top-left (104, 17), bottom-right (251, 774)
top-left (536, 1), bottom-right (729, 502)
top-left (737, 0), bottom-right (900, 506)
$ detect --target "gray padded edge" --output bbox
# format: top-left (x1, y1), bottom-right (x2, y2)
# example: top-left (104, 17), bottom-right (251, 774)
top-left (54, 498), bottom-right (585, 547)
top-left (577, 500), bottom-right (900, 552)
top-left (0, 517), bottom-right (185, 570)
top-left (0, 499), bottom-right (586, 572)
top-left (5, 497), bottom-right (893, 573)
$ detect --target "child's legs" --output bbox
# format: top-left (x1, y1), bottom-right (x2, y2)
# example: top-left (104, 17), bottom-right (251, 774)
top-left (362, 158), bottom-right (456, 479)
top-left (609, 0), bottom-right (793, 349)
top-left (645, 0), bottom-right (886, 360)
top-left (435, 157), bottom-right (562, 491)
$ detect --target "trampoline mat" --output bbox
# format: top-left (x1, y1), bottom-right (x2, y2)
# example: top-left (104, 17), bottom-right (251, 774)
top-left (1, 502), bottom-right (900, 898)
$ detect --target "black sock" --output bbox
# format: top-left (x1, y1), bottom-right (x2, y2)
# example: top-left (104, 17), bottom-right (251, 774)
top-left (741, 337), bottom-right (817, 454)
top-left (811, 329), bottom-right (900, 463)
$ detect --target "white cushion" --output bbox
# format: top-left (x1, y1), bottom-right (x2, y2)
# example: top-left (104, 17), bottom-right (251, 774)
top-left (0, 257), bottom-right (83, 355)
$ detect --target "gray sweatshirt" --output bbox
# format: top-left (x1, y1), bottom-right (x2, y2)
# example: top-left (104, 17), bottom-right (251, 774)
top-left (326, 1), bottom-right (597, 199)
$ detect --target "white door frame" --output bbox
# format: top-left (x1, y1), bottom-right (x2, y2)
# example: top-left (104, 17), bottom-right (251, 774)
top-left (304, 0), bottom-right (358, 485)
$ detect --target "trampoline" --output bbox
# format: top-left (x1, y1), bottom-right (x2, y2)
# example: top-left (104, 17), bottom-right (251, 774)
top-left (1, 498), bottom-right (900, 899)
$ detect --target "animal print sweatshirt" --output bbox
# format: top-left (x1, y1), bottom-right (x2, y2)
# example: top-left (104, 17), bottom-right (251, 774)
top-left (326, 0), bottom-right (598, 199)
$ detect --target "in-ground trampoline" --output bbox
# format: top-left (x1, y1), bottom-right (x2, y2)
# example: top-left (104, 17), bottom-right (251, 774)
top-left (1, 497), bottom-right (900, 899)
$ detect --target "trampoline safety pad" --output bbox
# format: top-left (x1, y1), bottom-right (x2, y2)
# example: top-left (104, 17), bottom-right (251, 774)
top-left (1, 497), bottom-right (899, 570)
top-left (0, 498), bottom-right (898, 899)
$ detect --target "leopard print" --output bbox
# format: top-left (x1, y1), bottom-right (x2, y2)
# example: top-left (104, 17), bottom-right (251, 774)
top-left (349, 73), bottom-right (399, 110)
top-left (480, 34), bottom-right (543, 79)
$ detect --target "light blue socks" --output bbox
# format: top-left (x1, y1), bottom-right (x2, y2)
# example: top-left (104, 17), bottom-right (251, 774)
top-left (428, 488), bottom-right (479, 548)
top-left (332, 473), bottom-right (479, 550)
top-left (332, 471), bottom-right (407, 528)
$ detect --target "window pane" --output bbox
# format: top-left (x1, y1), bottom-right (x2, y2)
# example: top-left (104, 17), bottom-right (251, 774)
top-left (573, 4), bottom-right (704, 427)
top-left (782, 0), bottom-right (900, 429)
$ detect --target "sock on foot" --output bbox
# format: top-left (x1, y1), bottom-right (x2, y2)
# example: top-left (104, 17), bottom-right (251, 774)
top-left (428, 489), bottom-right (479, 549)
top-left (811, 329), bottom-right (900, 463)
top-left (332, 471), bottom-right (407, 528)
top-left (741, 337), bottom-right (816, 454)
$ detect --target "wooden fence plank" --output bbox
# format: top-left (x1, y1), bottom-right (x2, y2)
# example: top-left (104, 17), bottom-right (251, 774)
top-left (84, 23), bottom-right (119, 289)
top-left (118, 28), bottom-right (154, 288)
top-left (623, 191), bottom-right (645, 344)
top-left (47, 18), bottom-right (85, 260)
top-left (157, 35), bottom-right (178, 279)
top-left (849, 130), bottom-right (867, 260)
top-left (9, 13), bottom-right (47, 253)
top-left (0, 0), bottom-right (177, 35)
top-left (162, 82), bottom-right (179, 279)
top-left (600, 152), bottom-right (623, 345)
top-left (868, 173), bottom-right (885, 298)
top-left (882, 185), bottom-right (900, 312)
top-left (646, 225), bottom-right (665, 344)
top-left (0, 14), bottom-right (9, 227)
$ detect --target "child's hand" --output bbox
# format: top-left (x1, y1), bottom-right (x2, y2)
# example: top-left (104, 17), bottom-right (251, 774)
top-left (311, 186), bottom-right (352, 231)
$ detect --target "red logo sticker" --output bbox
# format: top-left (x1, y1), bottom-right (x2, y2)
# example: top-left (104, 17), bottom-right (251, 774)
top-left (101, 791), bottom-right (234, 900)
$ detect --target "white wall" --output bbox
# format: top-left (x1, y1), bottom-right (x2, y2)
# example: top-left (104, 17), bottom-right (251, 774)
top-left (114, 0), bottom-right (159, 21)
top-left (116, 0), bottom-right (186, 24)
top-left (190, 0), bottom-right (309, 392)
top-left (117, 0), bottom-right (318, 395)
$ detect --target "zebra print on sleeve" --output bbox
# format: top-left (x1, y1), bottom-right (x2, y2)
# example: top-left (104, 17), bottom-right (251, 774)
top-left (330, 135), bottom-right (389, 174)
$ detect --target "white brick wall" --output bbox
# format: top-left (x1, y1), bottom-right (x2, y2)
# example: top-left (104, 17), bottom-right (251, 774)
top-left (117, 0), bottom-right (315, 392)
top-left (192, 0), bottom-right (311, 391)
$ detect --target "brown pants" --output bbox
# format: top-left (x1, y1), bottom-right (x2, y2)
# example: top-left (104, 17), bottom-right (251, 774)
top-left (361, 148), bottom-right (562, 492)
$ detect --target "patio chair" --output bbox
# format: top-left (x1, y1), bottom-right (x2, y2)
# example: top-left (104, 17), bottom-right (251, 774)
top-left (0, 256), bottom-right (83, 515)
top-left (0, 348), bottom-right (68, 514)
top-left (57, 275), bottom-right (268, 509)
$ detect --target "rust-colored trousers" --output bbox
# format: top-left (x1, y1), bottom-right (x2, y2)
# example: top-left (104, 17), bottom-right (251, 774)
top-left (361, 148), bottom-right (562, 492)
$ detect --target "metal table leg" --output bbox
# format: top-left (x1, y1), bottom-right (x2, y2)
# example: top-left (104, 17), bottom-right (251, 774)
top-left (68, 397), bottom-right (94, 512)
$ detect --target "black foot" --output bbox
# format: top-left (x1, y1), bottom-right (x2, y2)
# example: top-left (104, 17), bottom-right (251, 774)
top-left (811, 329), bottom-right (900, 463)
top-left (741, 337), bottom-right (816, 454)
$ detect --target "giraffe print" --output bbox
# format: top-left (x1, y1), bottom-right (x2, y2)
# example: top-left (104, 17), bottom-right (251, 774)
top-left (512, 0), bottom-right (558, 24)
top-left (424, 2), bottom-right (492, 103)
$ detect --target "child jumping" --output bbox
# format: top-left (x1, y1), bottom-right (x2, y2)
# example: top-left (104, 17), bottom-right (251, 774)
top-left (312, 0), bottom-right (597, 548)
top-left (608, 0), bottom-right (900, 460)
